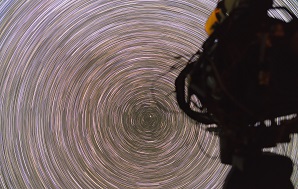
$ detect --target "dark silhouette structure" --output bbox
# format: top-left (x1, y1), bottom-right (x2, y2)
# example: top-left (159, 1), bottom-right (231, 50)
top-left (175, 0), bottom-right (298, 188)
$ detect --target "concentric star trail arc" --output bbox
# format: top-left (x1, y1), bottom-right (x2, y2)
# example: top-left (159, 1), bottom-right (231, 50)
top-left (0, 0), bottom-right (297, 188)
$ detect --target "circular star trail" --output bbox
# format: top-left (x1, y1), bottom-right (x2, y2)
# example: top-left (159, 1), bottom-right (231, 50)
top-left (0, 0), bottom-right (297, 189)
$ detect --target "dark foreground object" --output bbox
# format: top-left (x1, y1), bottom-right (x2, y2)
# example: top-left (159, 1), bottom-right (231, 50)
top-left (223, 153), bottom-right (294, 189)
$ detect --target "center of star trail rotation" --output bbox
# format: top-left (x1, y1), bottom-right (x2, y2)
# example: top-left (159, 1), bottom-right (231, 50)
top-left (0, 0), bottom-right (297, 188)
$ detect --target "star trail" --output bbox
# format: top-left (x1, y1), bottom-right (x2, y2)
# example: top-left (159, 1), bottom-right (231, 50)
top-left (0, 0), bottom-right (297, 188)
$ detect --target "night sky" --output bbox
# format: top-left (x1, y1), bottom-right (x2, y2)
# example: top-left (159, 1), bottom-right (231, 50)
top-left (0, 0), bottom-right (297, 188)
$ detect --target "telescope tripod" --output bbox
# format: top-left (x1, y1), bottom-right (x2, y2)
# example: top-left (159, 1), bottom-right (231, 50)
top-left (223, 152), bottom-right (294, 189)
